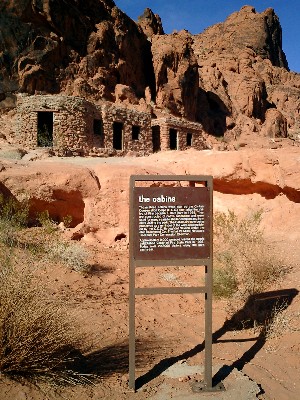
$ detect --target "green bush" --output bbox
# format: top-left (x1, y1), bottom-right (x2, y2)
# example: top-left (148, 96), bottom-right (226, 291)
top-left (36, 210), bottom-right (58, 234)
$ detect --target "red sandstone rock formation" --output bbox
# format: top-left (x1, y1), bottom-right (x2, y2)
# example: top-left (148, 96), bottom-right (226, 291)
top-left (137, 7), bottom-right (164, 37)
top-left (0, 0), bottom-right (155, 102)
top-left (0, 148), bottom-right (299, 245)
top-left (0, 1), bottom-right (300, 144)
top-left (151, 30), bottom-right (199, 120)
top-left (190, 6), bottom-right (300, 139)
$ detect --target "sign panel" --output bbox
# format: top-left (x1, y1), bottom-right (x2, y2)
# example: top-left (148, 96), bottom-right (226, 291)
top-left (129, 175), bottom-right (215, 392)
top-left (133, 186), bottom-right (211, 260)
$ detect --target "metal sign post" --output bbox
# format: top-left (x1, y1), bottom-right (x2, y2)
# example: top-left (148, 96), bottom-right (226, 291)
top-left (129, 175), bottom-right (219, 392)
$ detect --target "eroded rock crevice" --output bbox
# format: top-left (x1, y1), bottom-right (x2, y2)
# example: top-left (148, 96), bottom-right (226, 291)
top-left (214, 178), bottom-right (300, 203)
top-left (29, 189), bottom-right (85, 227)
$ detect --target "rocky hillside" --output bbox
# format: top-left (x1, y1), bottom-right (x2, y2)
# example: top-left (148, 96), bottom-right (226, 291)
top-left (0, 1), bottom-right (300, 142)
top-left (0, 0), bottom-right (155, 102)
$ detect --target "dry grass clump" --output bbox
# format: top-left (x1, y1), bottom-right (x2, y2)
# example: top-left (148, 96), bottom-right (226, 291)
top-left (46, 240), bottom-right (92, 273)
top-left (264, 301), bottom-right (299, 341)
top-left (213, 210), bottom-right (290, 300)
top-left (0, 195), bottom-right (94, 385)
top-left (0, 257), bottom-right (92, 385)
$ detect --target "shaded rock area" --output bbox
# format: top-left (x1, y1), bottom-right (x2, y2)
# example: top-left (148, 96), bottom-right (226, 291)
top-left (0, 161), bottom-right (100, 227)
top-left (0, 0), bottom-right (155, 102)
top-left (0, 1), bottom-right (300, 144)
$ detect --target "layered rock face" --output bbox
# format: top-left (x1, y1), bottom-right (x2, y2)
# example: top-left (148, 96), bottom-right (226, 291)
top-left (0, 2), bottom-right (300, 141)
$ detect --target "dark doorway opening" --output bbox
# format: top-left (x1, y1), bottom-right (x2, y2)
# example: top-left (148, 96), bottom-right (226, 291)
top-left (169, 128), bottom-right (177, 150)
top-left (132, 125), bottom-right (140, 141)
top-left (113, 122), bottom-right (123, 150)
top-left (94, 119), bottom-right (104, 147)
top-left (37, 111), bottom-right (53, 147)
top-left (186, 133), bottom-right (193, 147)
top-left (152, 126), bottom-right (161, 152)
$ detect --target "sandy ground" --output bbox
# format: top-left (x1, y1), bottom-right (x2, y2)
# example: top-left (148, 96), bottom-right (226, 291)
top-left (0, 150), bottom-right (299, 399)
top-left (0, 238), bottom-right (299, 400)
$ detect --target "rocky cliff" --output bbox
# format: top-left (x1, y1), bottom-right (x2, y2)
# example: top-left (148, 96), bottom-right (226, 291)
top-left (0, 0), bottom-right (155, 102)
top-left (0, 1), bottom-right (300, 142)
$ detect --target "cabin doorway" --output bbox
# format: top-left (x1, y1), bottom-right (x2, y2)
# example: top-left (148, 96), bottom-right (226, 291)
top-left (113, 122), bottom-right (123, 150)
top-left (169, 128), bottom-right (178, 150)
top-left (152, 126), bottom-right (161, 152)
top-left (94, 119), bottom-right (104, 147)
top-left (37, 111), bottom-right (53, 147)
top-left (186, 132), bottom-right (193, 147)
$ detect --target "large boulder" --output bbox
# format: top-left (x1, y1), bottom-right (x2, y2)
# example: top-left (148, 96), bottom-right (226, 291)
top-left (261, 109), bottom-right (287, 138)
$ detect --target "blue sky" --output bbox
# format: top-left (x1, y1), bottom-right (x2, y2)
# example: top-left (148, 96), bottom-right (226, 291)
top-left (114, 0), bottom-right (300, 73)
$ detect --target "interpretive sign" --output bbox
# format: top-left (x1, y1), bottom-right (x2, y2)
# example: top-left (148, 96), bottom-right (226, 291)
top-left (129, 175), bottom-right (218, 393)
top-left (133, 187), bottom-right (211, 260)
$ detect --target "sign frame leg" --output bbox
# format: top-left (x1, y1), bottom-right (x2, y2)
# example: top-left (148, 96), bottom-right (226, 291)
top-left (129, 256), bottom-right (136, 390)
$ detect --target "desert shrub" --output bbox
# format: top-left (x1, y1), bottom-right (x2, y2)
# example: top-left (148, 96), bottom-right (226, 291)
top-left (36, 211), bottom-right (91, 272)
top-left (46, 240), bottom-right (91, 273)
top-left (0, 194), bottom-right (29, 245)
top-left (0, 259), bottom-right (91, 385)
top-left (213, 261), bottom-right (238, 299)
top-left (63, 214), bottom-right (73, 228)
top-left (0, 195), bottom-right (94, 385)
top-left (263, 301), bottom-right (300, 348)
top-left (213, 210), bottom-right (290, 301)
top-left (36, 210), bottom-right (58, 234)
top-left (0, 194), bottom-right (29, 227)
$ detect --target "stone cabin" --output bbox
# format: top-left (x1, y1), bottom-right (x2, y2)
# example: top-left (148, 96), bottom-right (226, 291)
top-left (16, 94), bottom-right (206, 156)
top-left (151, 117), bottom-right (206, 152)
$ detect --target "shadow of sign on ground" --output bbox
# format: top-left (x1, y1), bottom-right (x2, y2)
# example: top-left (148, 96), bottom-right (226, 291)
top-left (134, 288), bottom-right (298, 391)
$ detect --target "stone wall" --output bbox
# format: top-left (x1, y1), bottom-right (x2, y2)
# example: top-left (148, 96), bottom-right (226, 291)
top-left (91, 102), bottom-right (152, 157)
top-left (151, 117), bottom-right (206, 151)
top-left (16, 94), bottom-right (153, 156)
top-left (16, 94), bottom-right (96, 156)
top-left (15, 94), bottom-right (205, 156)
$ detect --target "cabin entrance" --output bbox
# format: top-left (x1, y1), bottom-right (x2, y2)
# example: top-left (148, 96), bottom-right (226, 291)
top-left (152, 126), bottom-right (161, 152)
top-left (113, 122), bottom-right (123, 150)
top-left (169, 128), bottom-right (178, 150)
top-left (37, 111), bottom-right (53, 147)
top-left (94, 119), bottom-right (104, 147)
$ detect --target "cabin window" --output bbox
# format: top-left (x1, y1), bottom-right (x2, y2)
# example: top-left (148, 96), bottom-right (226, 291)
top-left (132, 125), bottom-right (140, 140)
